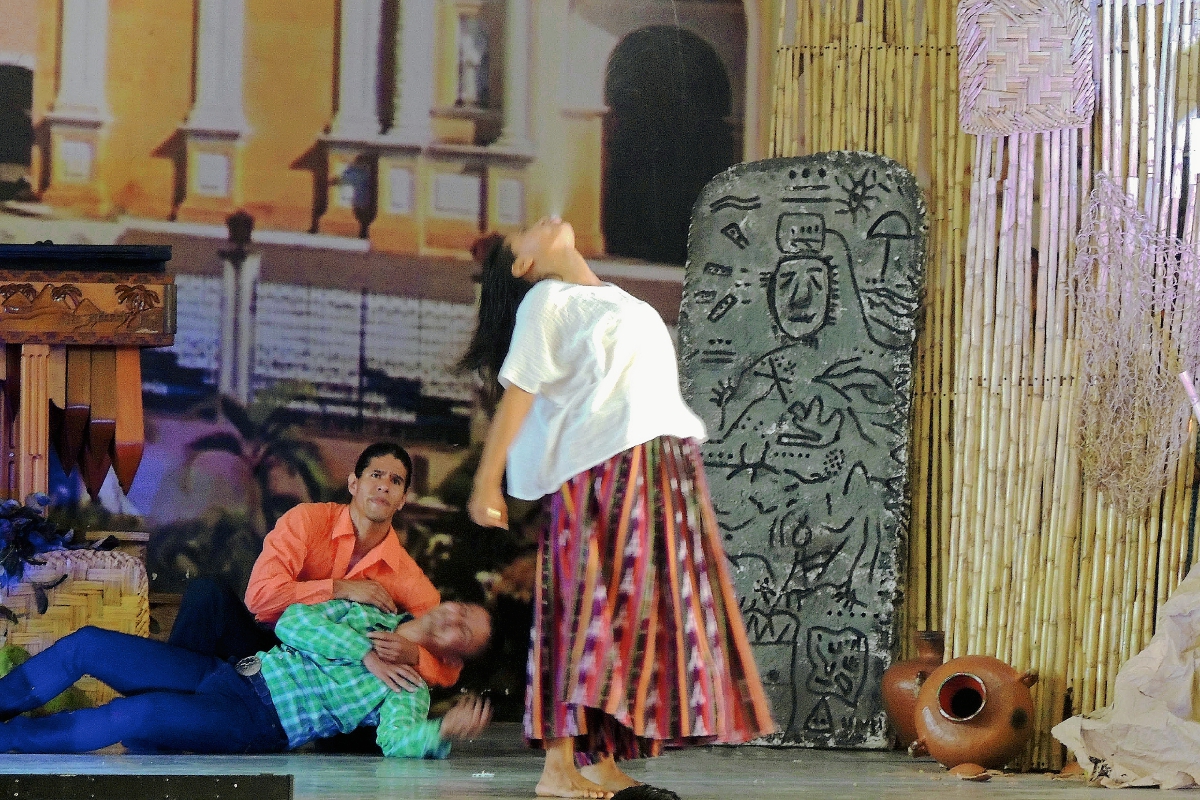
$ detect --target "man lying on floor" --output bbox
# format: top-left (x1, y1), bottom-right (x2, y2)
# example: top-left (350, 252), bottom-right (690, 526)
top-left (0, 599), bottom-right (492, 755)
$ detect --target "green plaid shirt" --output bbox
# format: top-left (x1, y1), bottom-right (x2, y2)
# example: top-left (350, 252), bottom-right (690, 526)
top-left (259, 599), bottom-right (450, 758)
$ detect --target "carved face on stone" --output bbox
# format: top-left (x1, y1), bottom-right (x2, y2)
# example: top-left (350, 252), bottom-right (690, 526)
top-left (770, 254), bottom-right (831, 340)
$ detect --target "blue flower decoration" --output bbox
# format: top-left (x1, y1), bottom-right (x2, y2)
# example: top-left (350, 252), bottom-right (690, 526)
top-left (0, 499), bottom-right (76, 591)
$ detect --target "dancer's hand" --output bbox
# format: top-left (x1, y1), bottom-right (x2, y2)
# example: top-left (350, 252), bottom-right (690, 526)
top-left (439, 694), bottom-right (492, 740)
top-left (366, 630), bottom-right (419, 665)
top-left (468, 484), bottom-right (509, 529)
top-left (334, 578), bottom-right (397, 613)
top-left (469, 385), bottom-right (533, 531)
top-left (364, 650), bottom-right (425, 692)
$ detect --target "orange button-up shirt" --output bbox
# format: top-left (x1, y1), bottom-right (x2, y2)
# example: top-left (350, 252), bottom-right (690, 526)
top-left (244, 502), bottom-right (459, 687)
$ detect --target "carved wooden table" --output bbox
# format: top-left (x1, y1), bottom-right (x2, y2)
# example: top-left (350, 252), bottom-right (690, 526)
top-left (0, 244), bottom-right (175, 500)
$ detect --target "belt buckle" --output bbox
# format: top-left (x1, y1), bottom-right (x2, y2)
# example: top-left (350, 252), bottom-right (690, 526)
top-left (235, 656), bottom-right (261, 677)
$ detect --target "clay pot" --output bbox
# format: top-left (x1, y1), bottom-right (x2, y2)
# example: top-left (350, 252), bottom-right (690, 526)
top-left (910, 655), bottom-right (1038, 770)
top-left (881, 630), bottom-right (945, 748)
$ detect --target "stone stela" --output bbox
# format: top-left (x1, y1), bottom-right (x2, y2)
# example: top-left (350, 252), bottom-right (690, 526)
top-left (679, 153), bottom-right (927, 747)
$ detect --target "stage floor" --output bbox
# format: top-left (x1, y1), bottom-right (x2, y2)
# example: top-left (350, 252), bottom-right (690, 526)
top-left (0, 723), bottom-right (1122, 799)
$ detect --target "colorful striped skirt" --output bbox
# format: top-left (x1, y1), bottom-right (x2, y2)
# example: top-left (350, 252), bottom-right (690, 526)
top-left (524, 436), bottom-right (776, 760)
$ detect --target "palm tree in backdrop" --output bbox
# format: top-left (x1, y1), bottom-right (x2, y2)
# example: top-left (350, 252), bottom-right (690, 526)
top-left (184, 381), bottom-right (330, 533)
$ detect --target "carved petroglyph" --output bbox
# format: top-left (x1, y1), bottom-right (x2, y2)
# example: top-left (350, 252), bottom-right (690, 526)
top-left (680, 153), bottom-right (926, 746)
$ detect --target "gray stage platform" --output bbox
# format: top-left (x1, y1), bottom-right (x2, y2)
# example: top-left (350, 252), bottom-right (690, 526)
top-left (0, 723), bottom-right (1119, 798)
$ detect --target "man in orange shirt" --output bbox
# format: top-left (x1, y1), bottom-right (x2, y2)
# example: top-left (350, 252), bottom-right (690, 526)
top-left (169, 441), bottom-right (459, 688)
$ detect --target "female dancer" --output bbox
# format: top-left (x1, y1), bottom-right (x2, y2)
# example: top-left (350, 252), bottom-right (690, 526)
top-left (461, 218), bottom-right (774, 798)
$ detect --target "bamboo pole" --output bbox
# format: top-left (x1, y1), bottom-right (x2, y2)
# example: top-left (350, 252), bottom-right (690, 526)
top-left (947, 134), bottom-right (993, 655)
top-left (973, 135), bottom-right (1019, 656)
top-left (1101, 0), bottom-right (1114, 176)
top-left (1045, 135), bottom-right (1080, 764)
top-left (1144, 0), bottom-right (1161, 223)
top-left (998, 134), bottom-right (1034, 663)
top-left (1073, 485), bottom-right (1098, 705)
top-left (1088, 499), bottom-right (1115, 709)
top-left (1112, 0), bottom-right (1125, 186)
top-left (1125, 0), bottom-right (1141, 197)
top-left (1171, 0), bottom-right (1190, 236)
top-left (1183, 0), bottom-right (1199, 236)
top-left (1120, 514), bottom-right (1145, 666)
top-left (961, 136), bottom-right (1003, 655)
top-left (1162, 0), bottom-right (1185, 236)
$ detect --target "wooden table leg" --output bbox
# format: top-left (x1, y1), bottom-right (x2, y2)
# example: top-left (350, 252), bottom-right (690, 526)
top-left (18, 343), bottom-right (51, 500)
top-left (113, 347), bottom-right (144, 495)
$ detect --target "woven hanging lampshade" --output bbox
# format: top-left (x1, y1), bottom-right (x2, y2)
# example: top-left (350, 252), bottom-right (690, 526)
top-left (958, 0), bottom-right (1095, 134)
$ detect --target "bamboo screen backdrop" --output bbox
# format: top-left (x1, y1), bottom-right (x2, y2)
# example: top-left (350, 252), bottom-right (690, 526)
top-left (769, 0), bottom-right (1200, 770)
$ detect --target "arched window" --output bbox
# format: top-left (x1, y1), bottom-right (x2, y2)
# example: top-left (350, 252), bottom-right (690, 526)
top-left (0, 64), bottom-right (34, 201)
top-left (603, 27), bottom-right (736, 265)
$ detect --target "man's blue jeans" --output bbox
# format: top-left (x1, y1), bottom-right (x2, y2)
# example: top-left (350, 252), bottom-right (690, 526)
top-left (168, 578), bottom-right (279, 661)
top-left (0, 626), bottom-right (288, 753)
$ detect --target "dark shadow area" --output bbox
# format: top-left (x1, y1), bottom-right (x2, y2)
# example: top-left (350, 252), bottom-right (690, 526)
top-left (289, 143), bottom-right (328, 234)
top-left (378, 0), bottom-right (399, 132)
top-left (603, 26), bottom-right (737, 265)
top-left (348, 152), bottom-right (378, 238)
top-left (0, 65), bottom-right (34, 201)
top-left (151, 129), bottom-right (188, 216)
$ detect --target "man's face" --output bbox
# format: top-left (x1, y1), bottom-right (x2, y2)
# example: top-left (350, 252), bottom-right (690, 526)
top-left (347, 455), bottom-right (409, 524)
top-left (424, 602), bottom-right (491, 661)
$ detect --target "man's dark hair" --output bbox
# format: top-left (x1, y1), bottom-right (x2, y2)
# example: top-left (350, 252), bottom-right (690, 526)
top-left (354, 441), bottom-right (414, 490)
top-left (462, 603), bottom-right (496, 660)
top-left (612, 786), bottom-right (681, 800)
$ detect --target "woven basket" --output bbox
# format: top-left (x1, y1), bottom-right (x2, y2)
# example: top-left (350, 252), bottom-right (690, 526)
top-left (0, 549), bottom-right (149, 705)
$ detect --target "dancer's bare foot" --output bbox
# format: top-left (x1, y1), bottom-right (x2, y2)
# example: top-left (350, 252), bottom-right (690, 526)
top-left (536, 738), bottom-right (613, 798)
top-left (534, 773), bottom-right (612, 798)
top-left (580, 756), bottom-right (640, 792)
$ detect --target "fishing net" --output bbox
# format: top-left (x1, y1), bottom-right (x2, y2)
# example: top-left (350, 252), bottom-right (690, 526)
top-left (1073, 174), bottom-right (1200, 513)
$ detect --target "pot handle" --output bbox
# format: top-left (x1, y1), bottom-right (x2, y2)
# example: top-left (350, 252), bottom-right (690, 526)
top-left (1019, 669), bottom-right (1039, 688)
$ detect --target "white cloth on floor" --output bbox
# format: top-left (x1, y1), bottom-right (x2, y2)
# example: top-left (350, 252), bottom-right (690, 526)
top-left (1053, 564), bottom-right (1200, 788)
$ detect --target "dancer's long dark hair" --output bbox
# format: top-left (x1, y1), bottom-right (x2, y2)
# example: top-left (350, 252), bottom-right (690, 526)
top-left (457, 233), bottom-right (532, 403)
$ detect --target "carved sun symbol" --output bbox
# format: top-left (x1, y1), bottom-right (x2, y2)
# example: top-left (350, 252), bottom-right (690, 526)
top-left (833, 169), bottom-right (883, 224)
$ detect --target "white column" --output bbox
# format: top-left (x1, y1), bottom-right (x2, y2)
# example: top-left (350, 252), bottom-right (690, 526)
top-left (219, 251), bottom-right (259, 403)
top-left (330, 0), bottom-right (384, 139)
top-left (234, 253), bottom-right (260, 404)
top-left (389, 0), bottom-right (437, 144)
top-left (495, 0), bottom-right (531, 151)
top-left (51, 0), bottom-right (110, 121)
top-left (185, 0), bottom-right (249, 133)
top-left (219, 257), bottom-right (237, 395)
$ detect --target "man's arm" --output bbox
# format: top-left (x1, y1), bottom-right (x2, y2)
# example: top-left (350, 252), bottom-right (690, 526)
top-left (388, 550), bottom-right (462, 688)
top-left (375, 686), bottom-right (449, 758)
top-left (245, 505), bottom-right (339, 623)
top-left (376, 691), bottom-right (492, 758)
top-left (274, 600), bottom-right (375, 661)
top-left (278, 602), bottom-right (425, 693)
top-left (416, 647), bottom-right (461, 688)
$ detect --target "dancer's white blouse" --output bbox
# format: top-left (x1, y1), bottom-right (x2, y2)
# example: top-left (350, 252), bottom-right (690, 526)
top-left (498, 279), bottom-right (706, 500)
